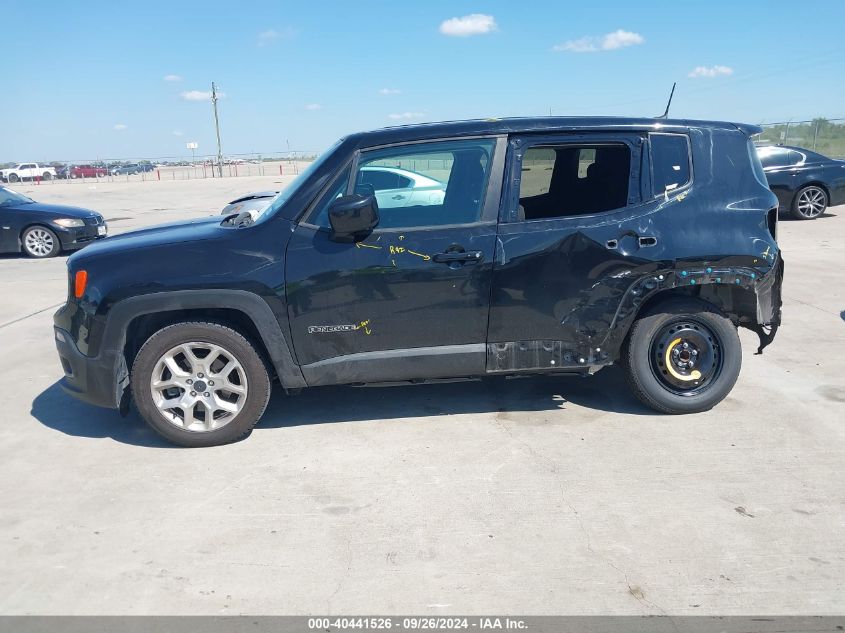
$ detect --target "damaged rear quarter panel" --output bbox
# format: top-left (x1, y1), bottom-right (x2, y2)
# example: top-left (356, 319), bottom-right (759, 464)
top-left (487, 126), bottom-right (781, 373)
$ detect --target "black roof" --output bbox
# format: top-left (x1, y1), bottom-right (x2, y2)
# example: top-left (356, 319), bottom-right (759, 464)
top-left (347, 116), bottom-right (761, 147)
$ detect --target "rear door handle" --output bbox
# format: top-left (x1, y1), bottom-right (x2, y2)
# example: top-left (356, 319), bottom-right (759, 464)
top-left (606, 236), bottom-right (657, 250)
top-left (432, 250), bottom-right (483, 264)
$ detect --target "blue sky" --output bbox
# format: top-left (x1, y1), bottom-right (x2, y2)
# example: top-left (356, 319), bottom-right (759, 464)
top-left (3, 0), bottom-right (844, 162)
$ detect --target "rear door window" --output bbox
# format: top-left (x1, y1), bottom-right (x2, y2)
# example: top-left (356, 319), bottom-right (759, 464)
top-left (757, 147), bottom-right (791, 169)
top-left (516, 143), bottom-right (631, 220)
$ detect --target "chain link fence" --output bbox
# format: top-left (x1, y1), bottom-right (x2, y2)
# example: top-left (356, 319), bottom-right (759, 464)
top-left (0, 152), bottom-right (318, 185)
top-left (756, 118), bottom-right (845, 158)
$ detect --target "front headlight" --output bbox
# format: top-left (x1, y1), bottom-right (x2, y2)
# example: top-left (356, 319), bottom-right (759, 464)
top-left (53, 218), bottom-right (85, 228)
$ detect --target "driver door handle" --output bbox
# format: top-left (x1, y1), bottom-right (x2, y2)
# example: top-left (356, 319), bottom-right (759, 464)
top-left (432, 250), bottom-right (483, 264)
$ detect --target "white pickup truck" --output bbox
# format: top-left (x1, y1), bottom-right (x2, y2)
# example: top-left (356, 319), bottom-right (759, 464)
top-left (0, 163), bottom-right (57, 183)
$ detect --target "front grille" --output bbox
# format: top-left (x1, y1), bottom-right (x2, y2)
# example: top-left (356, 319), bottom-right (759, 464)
top-left (83, 215), bottom-right (105, 226)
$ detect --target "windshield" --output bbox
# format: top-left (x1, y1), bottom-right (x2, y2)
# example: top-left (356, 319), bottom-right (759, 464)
top-left (0, 187), bottom-right (34, 207)
top-left (259, 140), bottom-right (344, 220)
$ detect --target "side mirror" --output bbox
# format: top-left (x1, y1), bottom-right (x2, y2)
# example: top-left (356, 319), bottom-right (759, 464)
top-left (328, 194), bottom-right (379, 242)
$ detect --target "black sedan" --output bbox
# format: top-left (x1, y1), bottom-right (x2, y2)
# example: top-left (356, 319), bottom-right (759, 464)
top-left (0, 186), bottom-right (108, 258)
top-left (756, 145), bottom-right (845, 219)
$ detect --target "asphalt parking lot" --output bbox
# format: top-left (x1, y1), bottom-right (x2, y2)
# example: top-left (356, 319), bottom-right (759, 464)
top-left (0, 177), bottom-right (843, 615)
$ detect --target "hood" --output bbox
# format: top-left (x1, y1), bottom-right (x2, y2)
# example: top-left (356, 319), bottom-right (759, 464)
top-left (14, 202), bottom-right (101, 218)
top-left (70, 215), bottom-right (226, 262)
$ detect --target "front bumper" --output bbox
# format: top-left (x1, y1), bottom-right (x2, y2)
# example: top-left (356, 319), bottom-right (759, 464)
top-left (54, 326), bottom-right (125, 409)
top-left (56, 223), bottom-right (108, 251)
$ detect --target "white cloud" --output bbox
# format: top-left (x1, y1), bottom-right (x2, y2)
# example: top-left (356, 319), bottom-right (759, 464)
top-left (688, 65), bottom-right (734, 78)
top-left (439, 14), bottom-right (497, 37)
top-left (163, 74), bottom-right (182, 82)
top-left (553, 29), bottom-right (644, 53)
top-left (379, 88), bottom-right (401, 95)
top-left (257, 27), bottom-right (294, 46)
top-left (173, 130), bottom-right (184, 136)
top-left (305, 103), bottom-right (322, 110)
top-left (257, 29), bottom-right (279, 46)
top-left (113, 123), bottom-right (127, 131)
top-left (180, 90), bottom-right (225, 101)
top-left (388, 112), bottom-right (425, 120)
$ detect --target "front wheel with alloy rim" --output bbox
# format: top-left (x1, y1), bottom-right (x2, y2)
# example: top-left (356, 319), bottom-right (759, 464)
top-left (622, 297), bottom-right (741, 414)
top-left (21, 225), bottom-right (60, 258)
top-left (131, 322), bottom-right (271, 447)
top-left (791, 185), bottom-right (828, 220)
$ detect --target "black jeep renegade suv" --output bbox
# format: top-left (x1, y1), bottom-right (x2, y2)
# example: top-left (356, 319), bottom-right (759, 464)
top-left (54, 117), bottom-right (784, 447)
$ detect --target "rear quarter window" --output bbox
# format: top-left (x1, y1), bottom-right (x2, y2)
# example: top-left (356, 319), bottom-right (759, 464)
top-left (650, 133), bottom-right (691, 195)
top-left (748, 140), bottom-right (768, 187)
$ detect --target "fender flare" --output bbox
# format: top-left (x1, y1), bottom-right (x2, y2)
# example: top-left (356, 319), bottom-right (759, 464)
top-left (101, 289), bottom-right (306, 389)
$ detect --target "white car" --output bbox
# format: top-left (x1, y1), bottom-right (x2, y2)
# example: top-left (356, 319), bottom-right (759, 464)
top-left (358, 166), bottom-right (445, 208)
top-left (0, 163), bottom-right (57, 183)
top-left (219, 167), bottom-right (447, 222)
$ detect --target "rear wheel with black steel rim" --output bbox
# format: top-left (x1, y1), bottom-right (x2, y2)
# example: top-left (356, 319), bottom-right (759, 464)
top-left (622, 297), bottom-right (741, 414)
top-left (790, 185), bottom-right (827, 220)
top-left (131, 322), bottom-right (271, 447)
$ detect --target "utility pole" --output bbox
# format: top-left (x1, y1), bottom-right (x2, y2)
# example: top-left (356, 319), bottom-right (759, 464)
top-left (211, 82), bottom-right (223, 178)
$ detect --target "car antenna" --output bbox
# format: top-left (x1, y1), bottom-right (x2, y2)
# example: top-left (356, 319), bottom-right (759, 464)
top-left (656, 82), bottom-right (676, 119)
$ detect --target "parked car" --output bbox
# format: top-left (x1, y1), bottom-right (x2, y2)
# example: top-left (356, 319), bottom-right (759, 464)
top-left (756, 145), bottom-right (845, 219)
top-left (137, 162), bottom-right (155, 173)
top-left (111, 163), bottom-right (140, 176)
top-left (0, 163), bottom-right (57, 183)
top-left (0, 186), bottom-right (107, 258)
top-left (54, 117), bottom-right (783, 447)
top-left (360, 166), bottom-right (446, 208)
top-left (69, 165), bottom-right (108, 179)
top-left (219, 168), bottom-right (444, 220)
top-left (54, 165), bottom-right (70, 179)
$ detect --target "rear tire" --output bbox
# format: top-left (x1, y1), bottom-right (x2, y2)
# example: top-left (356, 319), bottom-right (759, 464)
top-left (131, 322), bottom-right (272, 447)
top-left (622, 297), bottom-right (741, 414)
top-left (42, 172), bottom-right (52, 180)
top-left (790, 185), bottom-right (827, 220)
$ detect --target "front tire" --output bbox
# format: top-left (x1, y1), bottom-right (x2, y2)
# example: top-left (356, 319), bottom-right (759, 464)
top-left (622, 297), bottom-right (741, 414)
top-left (21, 225), bottom-right (61, 258)
top-left (8, 173), bottom-right (19, 183)
top-left (131, 322), bottom-right (272, 447)
top-left (791, 185), bottom-right (828, 220)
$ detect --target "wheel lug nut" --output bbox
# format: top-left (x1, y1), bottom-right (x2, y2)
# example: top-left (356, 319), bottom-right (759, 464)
top-left (190, 391), bottom-right (197, 396)
top-left (204, 392), bottom-right (210, 397)
top-left (197, 373), bottom-right (204, 378)
top-left (186, 379), bottom-right (193, 385)
top-left (208, 380), bottom-right (214, 386)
